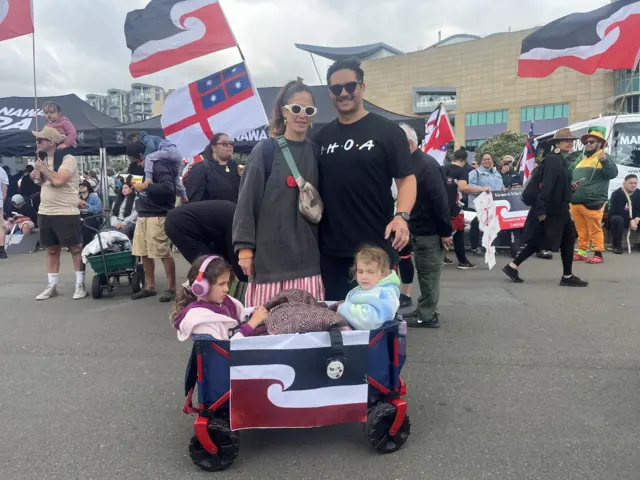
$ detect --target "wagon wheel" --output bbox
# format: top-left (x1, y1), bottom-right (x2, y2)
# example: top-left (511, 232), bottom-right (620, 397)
top-left (364, 403), bottom-right (411, 454)
top-left (130, 266), bottom-right (144, 294)
top-left (189, 418), bottom-right (240, 472)
top-left (91, 274), bottom-right (107, 299)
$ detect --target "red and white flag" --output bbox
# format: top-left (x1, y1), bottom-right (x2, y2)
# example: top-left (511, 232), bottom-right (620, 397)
top-left (422, 105), bottom-right (455, 165)
top-left (161, 62), bottom-right (267, 157)
top-left (518, 0), bottom-right (640, 78)
top-left (0, 0), bottom-right (34, 42)
top-left (519, 121), bottom-right (536, 182)
top-left (124, 0), bottom-right (237, 78)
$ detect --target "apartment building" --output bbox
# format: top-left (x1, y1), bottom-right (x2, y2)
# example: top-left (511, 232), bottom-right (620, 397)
top-left (85, 83), bottom-right (166, 124)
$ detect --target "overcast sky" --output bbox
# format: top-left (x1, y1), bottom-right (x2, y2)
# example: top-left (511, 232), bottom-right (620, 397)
top-left (0, 0), bottom-right (608, 99)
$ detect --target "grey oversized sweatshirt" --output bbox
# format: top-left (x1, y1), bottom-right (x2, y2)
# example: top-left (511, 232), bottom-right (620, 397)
top-left (232, 138), bottom-right (321, 284)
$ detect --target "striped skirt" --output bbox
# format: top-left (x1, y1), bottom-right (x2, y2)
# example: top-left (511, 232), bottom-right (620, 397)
top-left (244, 274), bottom-right (325, 308)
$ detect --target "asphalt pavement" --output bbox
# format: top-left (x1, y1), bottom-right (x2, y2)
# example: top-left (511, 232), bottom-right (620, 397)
top-left (1, 250), bottom-right (639, 480)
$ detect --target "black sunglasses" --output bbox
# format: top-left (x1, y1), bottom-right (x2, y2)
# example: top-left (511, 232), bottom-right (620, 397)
top-left (329, 81), bottom-right (362, 97)
top-left (215, 142), bottom-right (234, 148)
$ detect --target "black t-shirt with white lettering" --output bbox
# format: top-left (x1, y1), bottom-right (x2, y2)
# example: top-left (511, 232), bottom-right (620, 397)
top-left (314, 113), bottom-right (413, 257)
top-left (444, 163), bottom-right (468, 217)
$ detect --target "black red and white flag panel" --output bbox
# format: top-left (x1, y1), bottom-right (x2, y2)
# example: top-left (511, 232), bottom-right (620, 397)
top-left (124, 0), bottom-right (236, 78)
top-left (229, 331), bottom-right (370, 431)
top-left (518, 0), bottom-right (640, 78)
top-left (0, 0), bottom-right (34, 42)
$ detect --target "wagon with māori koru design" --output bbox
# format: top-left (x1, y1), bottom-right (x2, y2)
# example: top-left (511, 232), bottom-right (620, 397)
top-left (181, 315), bottom-right (410, 472)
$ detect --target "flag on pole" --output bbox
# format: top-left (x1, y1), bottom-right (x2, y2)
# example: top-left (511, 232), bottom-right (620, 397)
top-left (161, 62), bottom-right (267, 157)
top-left (0, 0), bottom-right (34, 42)
top-left (518, 0), bottom-right (640, 78)
top-left (519, 122), bottom-right (536, 182)
top-left (422, 105), bottom-right (455, 166)
top-left (125, 0), bottom-right (237, 78)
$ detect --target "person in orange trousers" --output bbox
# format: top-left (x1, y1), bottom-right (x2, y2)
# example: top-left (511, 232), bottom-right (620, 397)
top-left (569, 131), bottom-right (618, 264)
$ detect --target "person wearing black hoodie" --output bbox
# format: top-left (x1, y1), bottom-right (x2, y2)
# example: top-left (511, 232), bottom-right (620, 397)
top-left (399, 124), bottom-right (452, 329)
top-left (128, 141), bottom-right (178, 302)
top-left (186, 133), bottom-right (241, 203)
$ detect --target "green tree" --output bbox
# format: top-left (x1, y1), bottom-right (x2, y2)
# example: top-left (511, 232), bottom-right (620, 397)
top-left (475, 131), bottom-right (527, 163)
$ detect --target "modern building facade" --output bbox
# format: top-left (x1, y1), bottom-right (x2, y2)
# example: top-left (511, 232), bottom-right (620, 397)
top-left (358, 28), bottom-right (638, 152)
top-left (85, 83), bottom-right (166, 124)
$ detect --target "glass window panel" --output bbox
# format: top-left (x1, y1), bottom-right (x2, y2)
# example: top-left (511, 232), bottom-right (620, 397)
top-left (487, 111), bottom-right (495, 124)
top-left (562, 104), bottom-right (569, 117)
top-left (466, 114), bottom-right (471, 126)
top-left (471, 113), bottom-right (478, 126)
top-left (544, 105), bottom-right (554, 119)
top-left (478, 112), bottom-right (487, 125)
top-left (534, 106), bottom-right (544, 120)
top-left (520, 108), bottom-right (526, 122)
top-left (554, 104), bottom-right (563, 118)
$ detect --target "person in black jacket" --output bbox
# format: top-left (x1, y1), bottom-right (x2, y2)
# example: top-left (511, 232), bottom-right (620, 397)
top-left (608, 174), bottom-right (640, 254)
top-left (186, 133), bottom-right (241, 203)
top-left (502, 128), bottom-right (588, 287)
top-left (400, 124), bottom-right (453, 329)
top-left (128, 141), bottom-right (178, 302)
top-left (165, 200), bottom-right (247, 282)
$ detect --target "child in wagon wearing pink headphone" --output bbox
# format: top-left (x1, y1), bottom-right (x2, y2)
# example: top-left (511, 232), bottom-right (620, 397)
top-left (170, 255), bottom-right (267, 341)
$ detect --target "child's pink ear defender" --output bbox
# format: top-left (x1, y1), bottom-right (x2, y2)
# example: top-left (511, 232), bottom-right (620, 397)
top-left (191, 256), bottom-right (221, 297)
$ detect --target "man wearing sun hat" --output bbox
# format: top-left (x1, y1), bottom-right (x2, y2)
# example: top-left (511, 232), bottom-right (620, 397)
top-left (570, 129), bottom-right (618, 264)
top-left (30, 126), bottom-right (86, 300)
top-left (502, 128), bottom-right (588, 287)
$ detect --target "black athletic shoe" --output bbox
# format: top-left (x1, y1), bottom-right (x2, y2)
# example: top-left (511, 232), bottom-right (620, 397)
top-left (399, 294), bottom-right (413, 308)
top-left (502, 264), bottom-right (524, 283)
top-left (443, 256), bottom-right (454, 265)
top-left (559, 275), bottom-right (588, 287)
top-left (536, 251), bottom-right (553, 260)
top-left (457, 261), bottom-right (476, 270)
top-left (407, 314), bottom-right (440, 329)
top-left (612, 247), bottom-right (623, 255)
top-left (0, 249), bottom-right (6, 260)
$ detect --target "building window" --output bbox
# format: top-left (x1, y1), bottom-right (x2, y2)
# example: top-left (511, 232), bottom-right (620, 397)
top-left (465, 139), bottom-right (485, 151)
top-left (615, 70), bottom-right (640, 97)
top-left (465, 109), bottom-right (507, 127)
top-left (520, 103), bottom-right (569, 122)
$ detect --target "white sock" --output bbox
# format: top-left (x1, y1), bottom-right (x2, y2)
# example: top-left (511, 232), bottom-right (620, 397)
top-left (76, 271), bottom-right (85, 285)
top-left (48, 273), bottom-right (59, 287)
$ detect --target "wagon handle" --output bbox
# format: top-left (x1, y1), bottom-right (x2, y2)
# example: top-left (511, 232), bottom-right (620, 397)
top-left (82, 214), bottom-right (110, 277)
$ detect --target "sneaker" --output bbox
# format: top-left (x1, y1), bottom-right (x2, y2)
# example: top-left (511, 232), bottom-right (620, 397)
top-left (131, 289), bottom-right (157, 300)
top-left (471, 247), bottom-right (485, 256)
top-left (0, 249), bottom-right (7, 260)
top-left (407, 314), bottom-right (440, 329)
top-left (536, 251), bottom-right (553, 260)
top-left (612, 247), bottom-right (623, 255)
top-left (586, 255), bottom-right (604, 264)
top-left (559, 275), bottom-right (588, 287)
top-left (457, 261), bottom-right (476, 270)
top-left (573, 253), bottom-right (588, 261)
top-left (36, 285), bottom-right (58, 301)
top-left (443, 256), bottom-right (454, 266)
top-left (399, 294), bottom-right (413, 308)
top-left (502, 264), bottom-right (524, 283)
top-left (73, 283), bottom-right (88, 300)
top-left (159, 289), bottom-right (176, 303)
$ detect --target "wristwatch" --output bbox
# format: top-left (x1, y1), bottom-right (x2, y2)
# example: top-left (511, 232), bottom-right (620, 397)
top-left (395, 212), bottom-right (410, 222)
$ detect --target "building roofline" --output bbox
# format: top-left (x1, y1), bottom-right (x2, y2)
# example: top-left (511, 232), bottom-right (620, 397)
top-left (295, 42), bottom-right (404, 61)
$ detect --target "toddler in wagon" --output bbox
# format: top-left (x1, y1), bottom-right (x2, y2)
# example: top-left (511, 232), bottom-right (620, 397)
top-left (338, 245), bottom-right (400, 331)
top-left (170, 255), bottom-right (266, 341)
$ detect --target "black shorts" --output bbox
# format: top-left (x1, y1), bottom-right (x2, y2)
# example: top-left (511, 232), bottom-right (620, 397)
top-left (38, 214), bottom-right (82, 248)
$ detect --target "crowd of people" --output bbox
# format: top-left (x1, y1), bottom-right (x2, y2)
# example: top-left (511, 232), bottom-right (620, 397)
top-left (2, 58), bottom-right (638, 339)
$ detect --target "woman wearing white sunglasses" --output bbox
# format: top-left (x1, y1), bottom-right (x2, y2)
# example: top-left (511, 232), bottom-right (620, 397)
top-left (233, 78), bottom-right (324, 307)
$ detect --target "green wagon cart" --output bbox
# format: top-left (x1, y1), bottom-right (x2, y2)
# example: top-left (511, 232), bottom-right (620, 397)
top-left (83, 215), bottom-right (144, 299)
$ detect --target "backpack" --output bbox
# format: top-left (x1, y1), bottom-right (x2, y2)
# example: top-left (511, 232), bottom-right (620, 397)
top-left (521, 164), bottom-right (544, 207)
top-left (261, 137), bottom-right (321, 185)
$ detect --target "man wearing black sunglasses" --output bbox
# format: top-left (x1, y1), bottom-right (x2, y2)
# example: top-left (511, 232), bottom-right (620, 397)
top-left (314, 57), bottom-right (416, 300)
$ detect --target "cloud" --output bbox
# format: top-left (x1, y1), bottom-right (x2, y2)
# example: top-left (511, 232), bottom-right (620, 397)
top-left (0, 0), bottom-right (609, 99)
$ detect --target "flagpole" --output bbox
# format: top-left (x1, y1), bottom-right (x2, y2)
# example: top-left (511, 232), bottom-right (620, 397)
top-left (31, 2), bottom-right (38, 130)
top-left (218, 1), bottom-right (269, 122)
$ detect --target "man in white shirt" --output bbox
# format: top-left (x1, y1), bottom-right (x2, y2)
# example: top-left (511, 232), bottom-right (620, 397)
top-left (0, 166), bottom-right (9, 259)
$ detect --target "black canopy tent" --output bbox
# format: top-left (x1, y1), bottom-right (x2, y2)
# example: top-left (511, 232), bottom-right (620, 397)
top-left (0, 94), bottom-right (122, 157)
top-left (102, 85), bottom-right (425, 154)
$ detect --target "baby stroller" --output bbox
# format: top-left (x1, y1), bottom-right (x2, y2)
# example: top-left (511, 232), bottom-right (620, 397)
top-left (182, 317), bottom-right (410, 472)
top-left (82, 214), bottom-right (144, 299)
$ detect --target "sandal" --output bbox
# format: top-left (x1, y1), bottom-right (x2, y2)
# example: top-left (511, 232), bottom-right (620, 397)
top-left (131, 289), bottom-right (157, 300)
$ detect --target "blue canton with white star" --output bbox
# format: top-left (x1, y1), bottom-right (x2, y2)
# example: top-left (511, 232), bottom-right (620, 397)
top-left (195, 62), bottom-right (252, 111)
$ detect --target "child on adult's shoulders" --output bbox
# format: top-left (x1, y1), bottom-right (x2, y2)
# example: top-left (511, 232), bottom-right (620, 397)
top-left (43, 101), bottom-right (77, 151)
top-left (338, 245), bottom-right (400, 331)
top-left (170, 255), bottom-right (267, 341)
